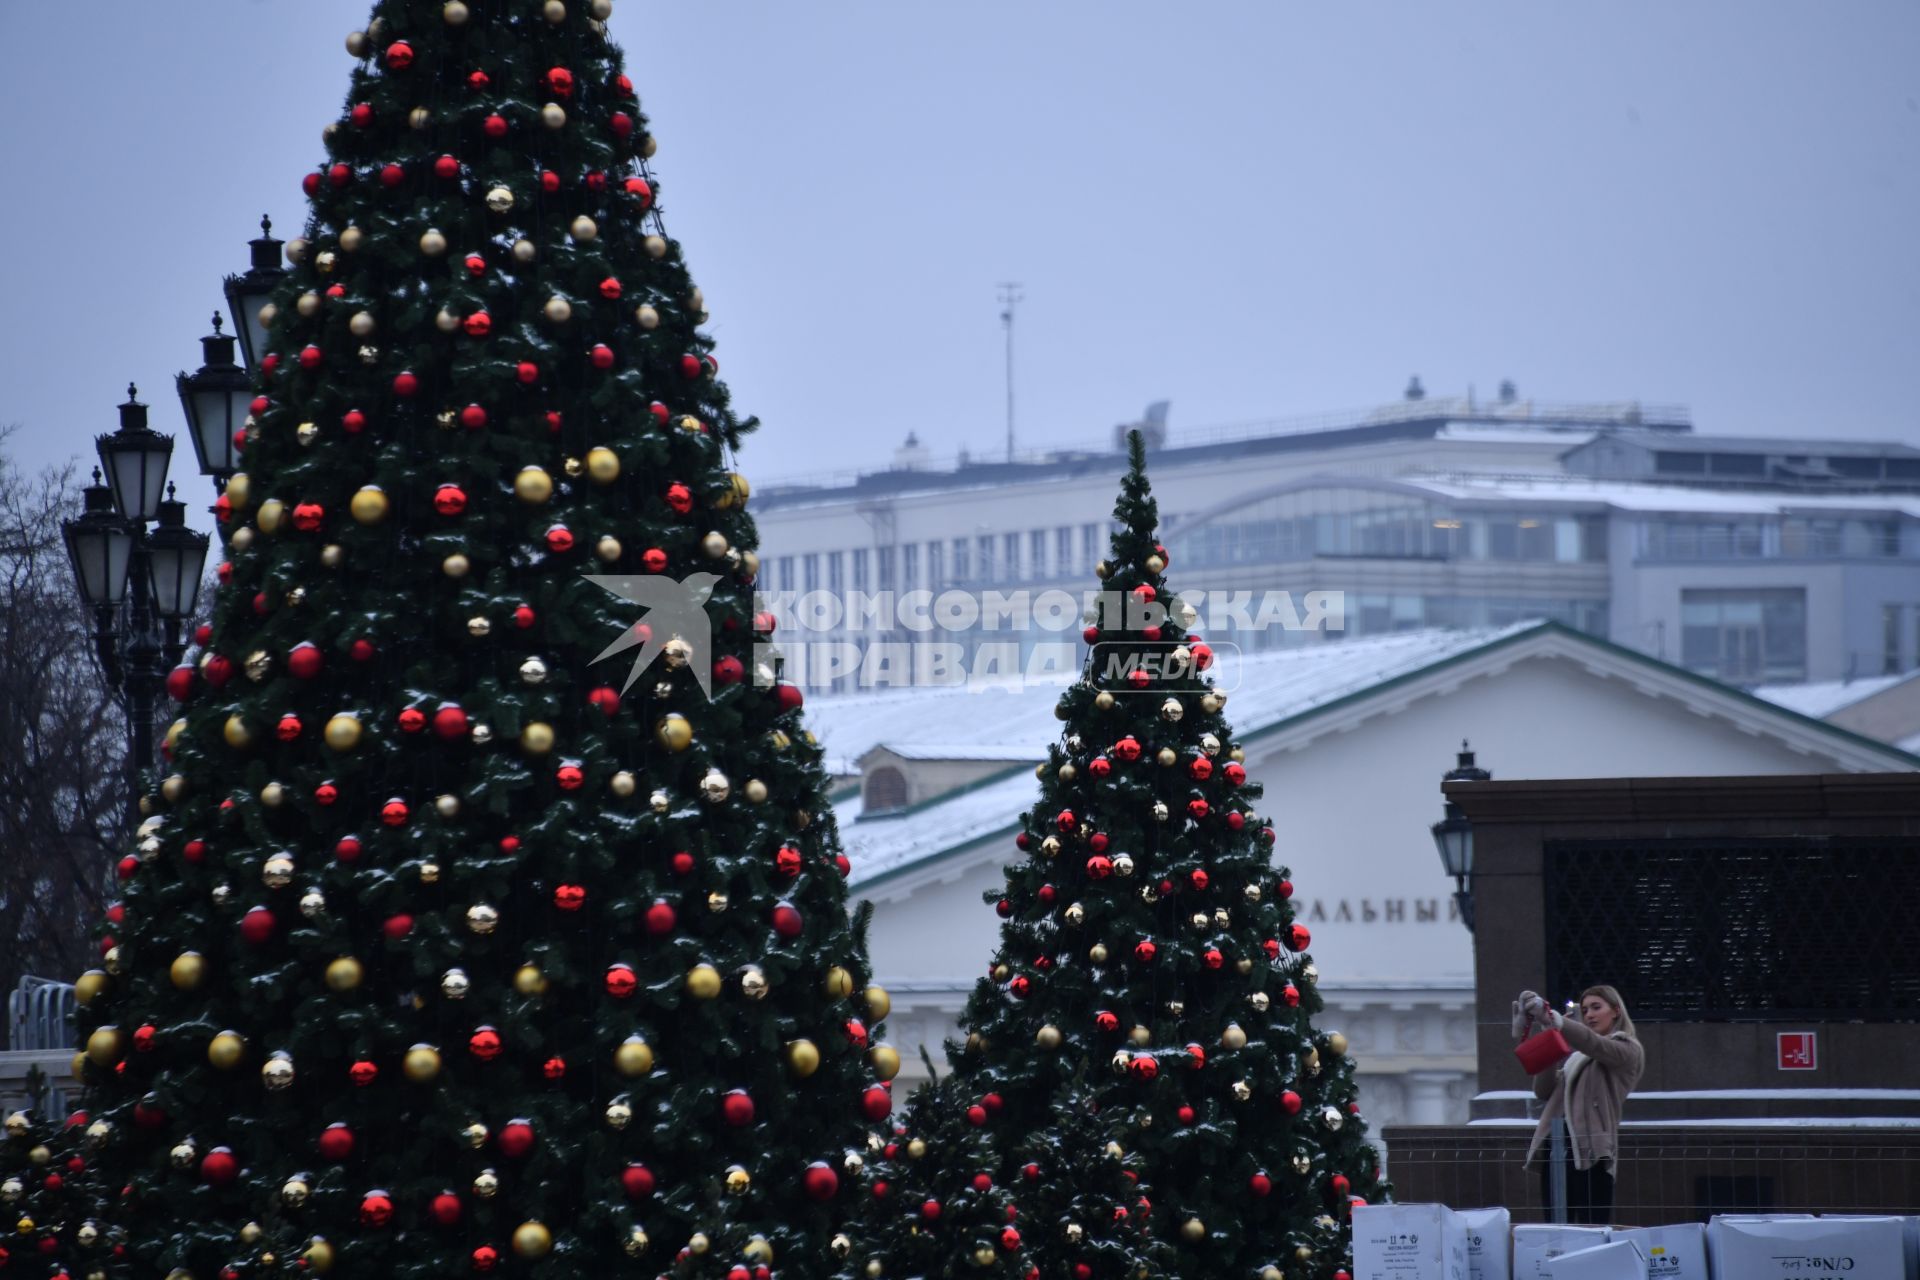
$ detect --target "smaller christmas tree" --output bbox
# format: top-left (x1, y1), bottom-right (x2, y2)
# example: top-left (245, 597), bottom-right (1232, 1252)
top-left (1008, 1083), bottom-right (1169, 1280)
top-left (2, 1078), bottom-right (99, 1278)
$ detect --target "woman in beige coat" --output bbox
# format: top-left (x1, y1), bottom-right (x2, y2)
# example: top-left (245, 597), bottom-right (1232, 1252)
top-left (1514, 984), bottom-right (1644, 1225)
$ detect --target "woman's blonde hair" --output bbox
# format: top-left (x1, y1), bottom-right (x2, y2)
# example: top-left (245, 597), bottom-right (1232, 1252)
top-left (1580, 985), bottom-right (1637, 1040)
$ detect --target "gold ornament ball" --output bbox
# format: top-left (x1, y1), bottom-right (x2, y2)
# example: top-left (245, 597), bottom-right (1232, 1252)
top-left (786, 1039), bottom-right (820, 1077)
top-left (224, 472), bottom-right (252, 509)
top-left (222, 715), bottom-right (253, 749)
top-left (865, 985), bottom-right (892, 1019)
top-left (542, 102), bottom-right (568, 130)
top-left (831, 1234), bottom-right (851, 1260)
top-left (610, 770), bottom-right (637, 797)
top-left (167, 1142), bottom-right (196, 1170)
top-left (643, 133), bottom-right (658, 158)
top-left (654, 714), bottom-right (693, 752)
top-left (512, 1222), bottom-right (553, 1260)
top-left (625, 1227), bottom-right (650, 1258)
top-left (1156, 747), bottom-right (1178, 767)
top-left (706, 891), bottom-right (729, 912)
top-left (586, 447), bottom-right (620, 483)
top-left (294, 287), bottom-right (319, 314)
top-left (1295, 1246), bottom-right (1314, 1263)
top-left (207, 1031), bottom-right (247, 1070)
top-left (1327, 1031), bottom-right (1348, 1056)
top-left (644, 234), bottom-right (668, 259)
top-left (325, 956), bottom-right (363, 992)
top-left (1261, 1268), bottom-right (1282, 1280)
top-left (739, 965), bottom-right (769, 999)
top-left (595, 535), bottom-right (622, 563)
top-left (605, 1101), bottom-right (632, 1130)
top-left (171, 952), bottom-right (207, 990)
top-left (513, 237), bottom-right (537, 263)
top-left (701, 531), bottom-right (729, 559)
top-left (75, 970), bottom-right (110, 1006)
top-left (1094, 690), bottom-right (1116, 711)
top-left (743, 778), bottom-right (768, 804)
top-left (419, 228), bottom-right (447, 256)
top-left (515, 466), bottom-right (554, 503)
top-left (403, 1045), bottom-right (443, 1082)
top-left (443, 0), bottom-right (470, 23)
top-left (1064, 902), bottom-right (1085, 925)
top-left (973, 1246), bottom-right (997, 1267)
top-left (543, 296), bottom-right (572, 324)
top-left (339, 226), bottom-right (365, 253)
top-left (824, 966), bottom-right (854, 998)
top-left (570, 215), bottom-right (598, 241)
top-left (635, 303), bottom-right (660, 329)
top-left (320, 543), bottom-right (344, 568)
top-left (305, 1240), bottom-right (335, 1275)
top-left (473, 1169), bottom-right (500, 1198)
top-left (521, 721), bottom-right (555, 754)
top-left (350, 486), bottom-right (389, 524)
top-left (282, 1178), bottom-right (310, 1207)
top-left (1089, 943), bottom-right (1110, 964)
top-left (870, 1044), bottom-right (901, 1079)
top-left (1232, 1080), bottom-right (1253, 1102)
top-left (442, 553), bottom-right (471, 579)
top-left (615, 1037), bottom-right (654, 1077)
top-left (324, 714), bottom-right (364, 751)
top-left (1221, 1023), bottom-right (1248, 1050)
top-left (256, 498), bottom-right (285, 534)
top-left (699, 770), bottom-right (731, 803)
top-left (486, 186), bottom-right (515, 214)
top-left (1180, 1219), bottom-right (1206, 1243)
top-left (300, 890), bottom-right (327, 918)
top-left (260, 781), bottom-right (289, 808)
top-left (650, 790), bottom-right (670, 813)
top-left (441, 968), bottom-right (470, 999)
top-left (725, 1165), bottom-right (751, 1195)
top-left (262, 854), bottom-right (295, 888)
top-left (467, 903), bottom-right (500, 935)
top-left (84, 1027), bottom-right (122, 1066)
top-left (686, 964), bottom-right (723, 999)
top-left (1035, 1025), bottom-right (1063, 1050)
top-left (543, 0), bottom-right (567, 19)
top-left (513, 964), bottom-right (548, 996)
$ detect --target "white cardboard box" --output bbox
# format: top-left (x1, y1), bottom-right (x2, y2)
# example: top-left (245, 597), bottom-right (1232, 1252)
top-left (1543, 1240), bottom-right (1646, 1280)
top-left (1707, 1215), bottom-right (1906, 1280)
top-left (1457, 1208), bottom-right (1512, 1280)
top-left (1611, 1224), bottom-right (1708, 1280)
top-left (1512, 1225), bottom-right (1612, 1279)
top-left (1352, 1204), bottom-right (1469, 1280)
top-left (1822, 1216), bottom-right (1919, 1280)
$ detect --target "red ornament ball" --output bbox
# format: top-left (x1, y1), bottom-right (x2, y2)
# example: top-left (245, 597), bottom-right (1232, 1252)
top-left (545, 525), bottom-right (575, 553)
top-left (775, 845), bottom-right (803, 878)
top-left (430, 1192), bottom-right (462, 1226)
top-left (483, 114), bottom-right (507, 139)
top-left (318, 1124), bottom-right (355, 1161)
top-left (463, 311), bottom-right (491, 338)
top-left (862, 1086), bottom-right (893, 1121)
top-left (334, 834), bottom-right (361, 861)
top-left (513, 604), bottom-right (536, 629)
top-left (200, 1148), bottom-right (238, 1185)
top-left (1287, 923), bottom-right (1312, 952)
top-left (771, 903), bottom-right (804, 938)
top-left (642, 547), bottom-right (669, 573)
top-left (276, 713), bottom-right (304, 742)
top-left (589, 685), bottom-right (621, 716)
top-left (1129, 1055), bottom-right (1159, 1082)
top-left (467, 1027), bottom-right (502, 1061)
top-left (166, 664), bottom-right (197, 700)
top-left (1134, 939), bottom-right (1158, 964)
top-left (350, 1060), bottom-right (378, 1087)
top-left (1249, 1172), bottom-right (1272, 1197)
top-left (1279, 1090), bottom-right (1303, 1115)
top-left (590, 343), bottom-right (615, 370)
top-left (713, 655), bottom-right (744, 685)
top-left (432, 705), bottom-right (469, 739)
top-left (287, 642), bottom-right (325, 679)
top-left (645, 900), bottom-right (677, 935)
top-left (384, 40), bottom-right (414, 69)
top-left (459, 403), bottom-right (488, 430)
top-left (382, 912), bottom-right (413, 938)
top-left (360, 1192), bottom-right (394, 1228)
top-left (775, 682), bottom-right (805, 712)
top-left (471, 1245), bottom-right (499, 1273)
top-left (604, 964), bottom-right (637, 998)
top-left (240, 907), bottom-right (275, 945)
top-left (397, 706), bottom-right (427, 734)
top-left (552, 883), bottom-right (586, 910)
top-left (722, 1090), bottom-right (756, 1127)
top-left (620, 1164), bottom-right (656, 1199)
top-left (921, 1199), bottom-right (942, 1221)
top-left (392, 371), bottom-right (419, 398)
top-left (555, 764), bottom-right (584, 791)
top-left (498, 1120), bottom-right (534, 1158)
top-left (803, 1162), bottom-right (839, 1201)
top-left (516, 360), bottom-right (540, 384)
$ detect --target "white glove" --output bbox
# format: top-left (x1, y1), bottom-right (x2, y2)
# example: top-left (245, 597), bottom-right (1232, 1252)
top-left (1521, 991), bottom-right (1550, 1022)
top-left (1511, 1000), bottom-right (1528, 1038)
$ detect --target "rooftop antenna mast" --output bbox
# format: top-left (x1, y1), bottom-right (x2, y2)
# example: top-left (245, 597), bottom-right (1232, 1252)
top-left (998, 282), bottom-right (1023, 463)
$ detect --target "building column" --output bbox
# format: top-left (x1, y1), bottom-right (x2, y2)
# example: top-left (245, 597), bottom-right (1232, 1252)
top-left (1404, 1070), bottom-right (1457, 1125)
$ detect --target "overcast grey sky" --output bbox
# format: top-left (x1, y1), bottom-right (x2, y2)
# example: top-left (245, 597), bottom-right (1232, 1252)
top-left (2, 1), bottom-right (1916, 501)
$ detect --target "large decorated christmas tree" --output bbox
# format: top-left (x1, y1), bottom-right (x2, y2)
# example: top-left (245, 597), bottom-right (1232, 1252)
top-left (878, 434), bottom-right (1384, 1280)
top-left (70, 3), bottom-right (893, 1278)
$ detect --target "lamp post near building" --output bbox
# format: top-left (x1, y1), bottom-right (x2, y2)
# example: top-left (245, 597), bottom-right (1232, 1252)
top-left (1430, 740), bottom-right (1490, 932)
top-left (61, 387), bottom-right (211, 823)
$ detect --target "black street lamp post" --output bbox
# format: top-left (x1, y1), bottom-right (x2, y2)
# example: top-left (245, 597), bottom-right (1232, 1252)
top-left (62, 387), bottom-right (211, 822)
top-left (1429, 740), bottom-right (1491, 932)
top-left (222, 215), bottom-right (286, 375)
top-left (176, 314), bottom-right (253, 491)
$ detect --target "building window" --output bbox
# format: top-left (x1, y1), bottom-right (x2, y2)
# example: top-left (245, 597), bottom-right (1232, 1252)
top-left (1081, 523), bottom-right (1100, 571)
top-left (803, 553), bottom-right (820, 593)
top-left (865, 766), bottom-right (908, 813)
top-left (1886, 605), bottom-right (1905, 675)
top-left (774, 556), bottom-right (793, 593)
top-left (1056, 526), bottom-right (1074, 576)
top-left (977, 535), bottom-right (995, 581)
top-left (927, 541), bottom-right (945, 587)
top-left (902, 543), bottom-right (919, 588)
top-left (952, 538), bottom-right (970, 582)
top-left (1030, 530), bottom-right (1048, 579)
top-left (1003, 533), bottom-right (1022, 580)
top-left (828, 552), bottom-right (844, 594)
top-left (851, 549), bottom-right (869, 593)
top-left (1680, 588), bottom-right (1807, 685)
top-left (878, 546), bottom-right (895, 591)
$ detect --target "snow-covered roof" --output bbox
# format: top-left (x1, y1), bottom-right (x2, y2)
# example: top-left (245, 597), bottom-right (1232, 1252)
top-left (1411, 473), bottom-right (1920, 517)
top-left (1751, 673), bottom-right (1914, 720)
top-left (808, 626), bottom-right (1541, 888)
top-left (1433, 424), bottom-right (1598, 447)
